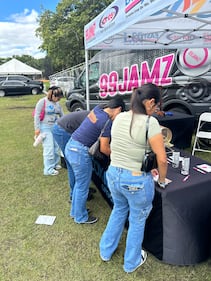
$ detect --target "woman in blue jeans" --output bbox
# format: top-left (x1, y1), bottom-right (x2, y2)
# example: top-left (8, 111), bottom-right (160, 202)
top-left (65, 97), bottom-right (126, 224)
top-left (52, 111), bottom-right (89, 199)
top-left (99, 84), bottom-right (168, 273)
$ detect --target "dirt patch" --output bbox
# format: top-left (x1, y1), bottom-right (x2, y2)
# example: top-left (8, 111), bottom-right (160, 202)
top-left (8, 106), bottom-right (34, 109)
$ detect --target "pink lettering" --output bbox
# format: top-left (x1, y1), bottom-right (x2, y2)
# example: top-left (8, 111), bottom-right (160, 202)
top-left (128, 64), bottom-right (139, 90)
top-left (99, 74), bottom-right (109, 98)
top-left (99, 53), bottom-right (174, 97)
top-left (108, 72), bottom-right (118, 96)
top-left (85, 23), bottom-right (96, 41)
top-left (118, 67), bottom-right (129, 93)
top-left (141, 59), bottom-right (161, 85)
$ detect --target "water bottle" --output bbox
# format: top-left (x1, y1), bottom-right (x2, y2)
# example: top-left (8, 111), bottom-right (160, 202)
top-left (33, 133), bottom-right (46, 147)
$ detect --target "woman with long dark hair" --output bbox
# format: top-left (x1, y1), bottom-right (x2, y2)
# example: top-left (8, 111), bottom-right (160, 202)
top-left (99, 83), bottom-right (167, 273)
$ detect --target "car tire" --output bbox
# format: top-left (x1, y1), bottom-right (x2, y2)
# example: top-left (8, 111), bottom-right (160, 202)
top-left (70, 102), bottom-right (85, 112)
top-left (0, 90), bottom-right (5, 97)
top-left (31, 88), bottom-right (39, 95)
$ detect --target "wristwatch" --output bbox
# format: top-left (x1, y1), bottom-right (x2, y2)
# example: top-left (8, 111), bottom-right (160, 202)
top-left (157, 180), bottom-right (166, 189)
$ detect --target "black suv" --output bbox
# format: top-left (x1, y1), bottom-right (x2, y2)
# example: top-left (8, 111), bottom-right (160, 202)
top-left (0, 75), bottom-right (44, 91)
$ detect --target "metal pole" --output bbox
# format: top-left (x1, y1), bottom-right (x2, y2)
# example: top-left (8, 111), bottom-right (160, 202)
top-left (85, 50), bottom-right (90, 111)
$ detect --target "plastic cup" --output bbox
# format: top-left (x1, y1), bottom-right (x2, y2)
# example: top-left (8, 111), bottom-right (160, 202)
top-left (181, 156), bottom-right (190, 175)
top-left (172, 151), bottom-right (180, 168)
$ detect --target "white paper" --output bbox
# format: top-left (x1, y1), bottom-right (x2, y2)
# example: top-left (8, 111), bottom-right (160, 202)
top-left (35, 215), bottom-right (56, 225)
top-left (196, 164), bottom-right (211, 173)
top-left (153, 175), bottom-right (172, 184)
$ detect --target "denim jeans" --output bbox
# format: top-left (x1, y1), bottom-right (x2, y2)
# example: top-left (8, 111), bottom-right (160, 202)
top-left (99, 165), bottom-right (154, 272)
top-left (65, 138), bottom-right (92, 223)
top-left (40, 124), bottom-right (61, 175)
top-left (52, 123), bottom-right (74, 197)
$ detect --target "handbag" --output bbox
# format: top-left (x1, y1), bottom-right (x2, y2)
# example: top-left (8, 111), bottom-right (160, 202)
top-left (89, 119), bottom-right (110, 160)
top-left (141, 116), bottom-right (158, 173)
top-left (32, 99), bottom-right (46, 121)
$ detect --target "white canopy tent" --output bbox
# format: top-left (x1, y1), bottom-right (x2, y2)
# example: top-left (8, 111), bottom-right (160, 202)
top-left (0, 58), bottom-right (42, 76)
top-left (84, 0), bottom-right (211, 109)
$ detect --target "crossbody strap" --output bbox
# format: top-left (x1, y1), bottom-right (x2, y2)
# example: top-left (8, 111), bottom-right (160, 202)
top-left (99, 119), bottom-right (110, 138)
top-left (145, 116), bottom-right (150, 153)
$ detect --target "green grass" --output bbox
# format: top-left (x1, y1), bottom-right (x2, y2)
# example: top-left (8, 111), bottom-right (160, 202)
top-left (0, 94), bottom-right (211, 281)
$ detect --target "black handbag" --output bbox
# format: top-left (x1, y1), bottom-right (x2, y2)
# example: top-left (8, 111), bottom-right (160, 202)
top-left (141, 116), bottom-right (158, 173)
top-left (89, 119), bottom-right (110, 160)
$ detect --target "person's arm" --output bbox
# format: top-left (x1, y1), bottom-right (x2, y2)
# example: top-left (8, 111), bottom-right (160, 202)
top-left (149, 133), bottom-right (167, 184)
top-left (34, 99), bottom-right (44, 136)
top-left (100, 137), bottom-right (111, 156)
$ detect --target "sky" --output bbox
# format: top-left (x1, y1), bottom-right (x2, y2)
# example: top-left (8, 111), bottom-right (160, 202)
top-left (0, 0), bottom-right (60, 59)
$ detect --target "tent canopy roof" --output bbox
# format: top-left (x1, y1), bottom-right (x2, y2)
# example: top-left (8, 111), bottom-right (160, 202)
top-left (0, 58), bottom-right (42, 75)
top-left (84, 0), bottom-right (211, 50)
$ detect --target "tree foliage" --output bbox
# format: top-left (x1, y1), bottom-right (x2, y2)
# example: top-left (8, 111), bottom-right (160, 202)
top-left (37, 0), bottom-right (112, 72)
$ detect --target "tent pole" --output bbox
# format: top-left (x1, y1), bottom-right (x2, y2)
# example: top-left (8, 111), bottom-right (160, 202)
top-left (85, 50), bottom-right (90, 111)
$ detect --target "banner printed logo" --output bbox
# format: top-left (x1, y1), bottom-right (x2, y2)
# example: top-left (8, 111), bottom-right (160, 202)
top-left (99, 6), bottom-right (119, 28)
top-left (153, 0), bottom-right (208, 17)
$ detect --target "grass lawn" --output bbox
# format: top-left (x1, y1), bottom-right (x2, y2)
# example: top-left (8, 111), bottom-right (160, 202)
top-left (0, 94), bottom-right (211, 281)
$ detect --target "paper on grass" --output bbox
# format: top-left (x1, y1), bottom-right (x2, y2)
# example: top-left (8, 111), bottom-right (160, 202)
top-left (35, 215), bottom-right (56, 225)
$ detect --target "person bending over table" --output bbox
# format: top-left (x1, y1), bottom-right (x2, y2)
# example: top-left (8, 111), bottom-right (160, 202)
top-left (52, 110), bottom-right (97, 202)
top-left (99, 83), bottom-right (168, 273)
top-left (65, 97), bottom-right (126, 224)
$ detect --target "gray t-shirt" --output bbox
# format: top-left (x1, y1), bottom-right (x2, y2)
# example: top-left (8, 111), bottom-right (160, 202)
top-left (110, 111), bottom-right (161, 172)
top-left (34, 97), bottom-right (64, 130)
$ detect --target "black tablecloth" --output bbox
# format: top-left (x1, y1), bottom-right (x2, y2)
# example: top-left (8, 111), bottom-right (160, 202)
top-left (154, 112), bottom-right (195, 149)
top-left (92, 152), bottom-right (211, 265)
top-left (143, 151), bottom-right (211, 265)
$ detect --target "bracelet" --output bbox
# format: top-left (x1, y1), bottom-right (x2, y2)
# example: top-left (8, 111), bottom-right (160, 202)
top-left (158, 180), bottom-right (166, 189)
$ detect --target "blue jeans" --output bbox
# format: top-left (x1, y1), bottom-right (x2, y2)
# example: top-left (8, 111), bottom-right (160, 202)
top-left (40, 124), bottom-right (61, 175)
top-left (52, 123), bottom-right (74, 197)
top-left (65, 138), bottom-right (93, 223)
top-left (99, 165), bottom-right (154, 272)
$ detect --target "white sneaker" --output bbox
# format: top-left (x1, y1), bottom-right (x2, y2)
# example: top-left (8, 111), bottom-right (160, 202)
top-left (55, 164), bottom-right (62, 170)
top-left (125, 250), bottom-right (147, 273)
top-left (51, 169), bottom-right (59, 176)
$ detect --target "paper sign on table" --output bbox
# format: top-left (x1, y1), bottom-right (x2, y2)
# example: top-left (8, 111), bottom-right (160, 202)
top-left (196, 164), bottom-right (211, 173)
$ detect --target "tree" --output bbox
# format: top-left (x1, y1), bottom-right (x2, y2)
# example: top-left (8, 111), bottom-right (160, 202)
top-left (37, 0), bottom-right (112, 72)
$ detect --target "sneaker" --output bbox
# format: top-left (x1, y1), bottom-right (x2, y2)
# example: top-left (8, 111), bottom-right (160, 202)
top-left (100, 255), bottom-right (111, 262)
top-left (80, 216), bottom-right (98, 224)
top-left (125, 250), bottom-right (147, 273)
top-left (70, 209), bottom-right (91, 219)
top-left (44, 169), bottom-right (59, 176)
top-left (55, 164), bottom-right (62, 170)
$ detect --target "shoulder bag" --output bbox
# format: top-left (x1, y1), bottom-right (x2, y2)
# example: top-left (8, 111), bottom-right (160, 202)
top-left (32, 99), bottom-right (46, 121)
top-left (89, 119), bottom-right (110, 160)
top-left (141, 116), bottom-right (158, 173)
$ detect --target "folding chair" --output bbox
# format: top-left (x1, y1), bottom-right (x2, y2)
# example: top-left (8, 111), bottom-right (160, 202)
top-left (192, 112), bottom-right (211, 155)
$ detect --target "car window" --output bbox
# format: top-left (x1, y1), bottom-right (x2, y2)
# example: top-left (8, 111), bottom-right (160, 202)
top-left (7, 75), bottom-right (27, 82)
top-left (80, 62), bottom-right (99, 87)
top-left (3, 81), bottom-right (24, 86)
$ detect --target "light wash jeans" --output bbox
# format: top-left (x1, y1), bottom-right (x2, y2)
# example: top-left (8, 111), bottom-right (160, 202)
top-left (52, 123), bottom-right (74, 197)
top-left (40, 124), bottom-right (61, 175)
top-left (65, 138), bottom-right (92, 223)
top-left (99, 165), bottom-right (154, 272)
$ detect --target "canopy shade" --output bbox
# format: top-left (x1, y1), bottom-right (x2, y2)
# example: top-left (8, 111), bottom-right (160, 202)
top-left (84, 0), bottom-right (211, 50)
top-left (0, 58), bottom-right (42, 75)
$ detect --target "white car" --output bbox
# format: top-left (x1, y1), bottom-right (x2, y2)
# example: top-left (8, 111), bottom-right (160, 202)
top-left (49, 76), bottom-right (74, 97)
